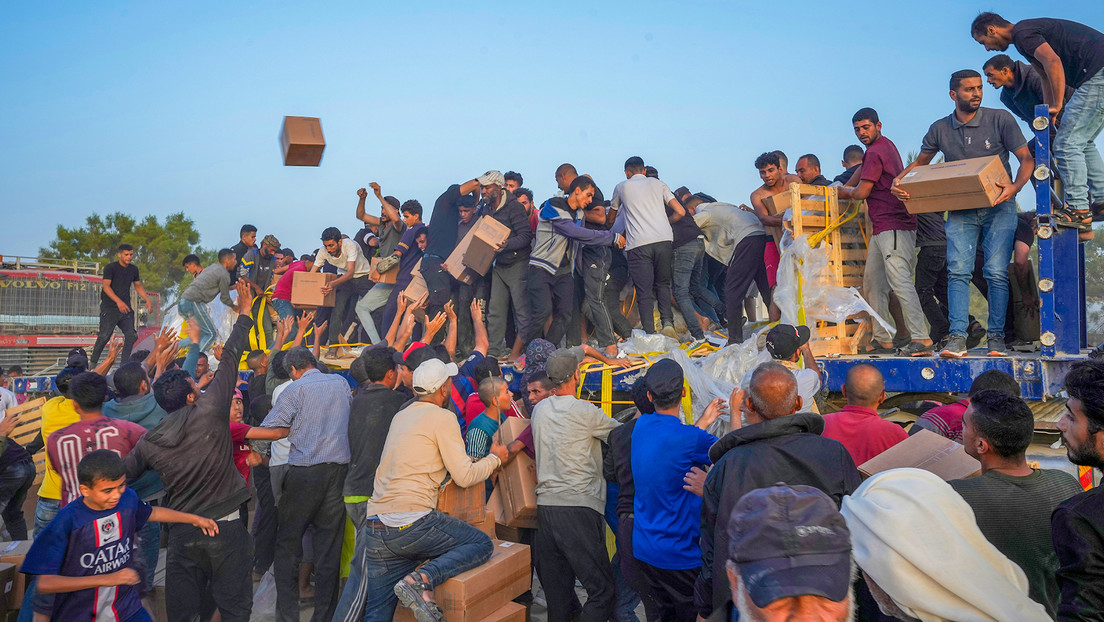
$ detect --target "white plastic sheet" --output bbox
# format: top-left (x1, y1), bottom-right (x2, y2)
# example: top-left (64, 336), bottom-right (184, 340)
top-left (162, 294), bottom-right (238, 372)
top-left (620, 329), bottom-right (680, 356)
top-left (773, 234), bottom-right (894, 341)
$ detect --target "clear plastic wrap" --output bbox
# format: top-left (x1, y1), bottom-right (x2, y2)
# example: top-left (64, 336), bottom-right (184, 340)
top-left (620, 329), bottom-right (680, 356)
top-left (658, 348), bottom-right (733, 437)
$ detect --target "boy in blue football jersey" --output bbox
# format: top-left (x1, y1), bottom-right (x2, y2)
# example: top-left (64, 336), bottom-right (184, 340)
top-left (22, 450), bottom-right (217, 622)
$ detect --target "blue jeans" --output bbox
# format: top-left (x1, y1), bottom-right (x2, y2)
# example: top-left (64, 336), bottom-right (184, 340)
top-left (332, 511), bottom-right (493, 622)
top-left (1055, 69), bottom-right (1104, 209)
top-left (178, 298), bottom-right (218, 352)
top-left (0, 458), bottom-right (34, 540)
top-left (270, 297), bottom-right (296, 321)
top-left (671, 238), bottom-right (721, 339)
top-left (946, 201), bottom-right (1016, 338)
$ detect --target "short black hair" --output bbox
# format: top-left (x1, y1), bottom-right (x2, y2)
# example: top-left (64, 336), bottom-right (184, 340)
top-left (55, 367), bottom-right (82, 397)
top-left (153, 368), bottom-right (194, 412)
top-left (113, 362), bottom-right (149, 398)
top-left (852, 107), bottom-right (879, 125)
top-left (401, 200), bottom-right (423, 219)
top-left (182, 254), bottom-right (201, 266)
top-left (631, 377), bottom-right (654, 414)
top-left (217, 248), bottom-right (235, 262)
top-left (644, 166), bottom-right (659, 179)
top-left (270, 351), bottom-right (290, 380)
top-left (514, 188), bottom-right (534, 203)
top-left (527, 370), bottom-right (552, 390)
top-left (361, 346), bottom-right (398, 383)
top-left (504, 171), bottom-right (523, 186)
top-left (971, 12), bottom-right (1011, 38)
top-left (128, 350), bottom-right (150, 364)
top-left (951, 69), bottom-right (983, 91)
top-left (969, 389), bottom-right (1034, 458)
top-left (567, 176), bottom-right (596, 195)
top-left (69, 372), bottom-right (108, 411)
top-left (78, 449), bottom-right (126, 487)
top-left (240, 224), bottom-right (257, 236)
top-left (6, 365), bottom-right (21, 375)
top-left (1065, 360), bottom-right (1104, 432)
top-left (969, 369), bottom-right (1020, 397)
top-left (403, 346), bottom-right (436, 372)
top-left (649, 383), bottom-right (682, 410)
top-left (798, 153), bottom-right (820, 169)
top-left (383, 196), bottom-right (400, 210)
top-left (624, 156), bottom-right (646, 172)
top-left (843, 144), bottom-right (865, 163)
top-left (432, 345), bottom-right (450, 364)
top-left (983, 53), bottom-right (1015, 72)
top-left (473, 356), bottom-right (502, 383)
top-left (196, 352), bottom-right (208, 363)
top-left (284, 347), bottom-right (317, 374)
top-left (117, 244), bottom-right (134, 252)
top-left (321, 227), bottom-right (342, 243)
top-left (754, 152), bottom-right (780, 171)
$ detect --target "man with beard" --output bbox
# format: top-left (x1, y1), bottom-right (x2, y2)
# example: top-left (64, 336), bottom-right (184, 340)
top-left (893, 70), bottom-right (1033, 358)
top-left (478, 171), bottom-right (534, 360)
top-left (1053, 359), bottom-right (1104, 620)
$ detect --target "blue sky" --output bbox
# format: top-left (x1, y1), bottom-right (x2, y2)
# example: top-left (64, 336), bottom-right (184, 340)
top-left (2, 1), bottom-right (1103, 265)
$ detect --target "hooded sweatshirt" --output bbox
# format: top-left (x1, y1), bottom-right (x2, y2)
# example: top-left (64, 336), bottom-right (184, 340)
top-left (104, 393), bottom-right (168, 500)
top-left (124, 315), bottom-right (253, 519)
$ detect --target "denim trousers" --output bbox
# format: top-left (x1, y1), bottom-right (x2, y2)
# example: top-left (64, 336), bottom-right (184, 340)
top-left (178, 298), bottom-right (218, 352)
top-left (355, 283), bottom-right (392, 344)
top-left (946, 201), bottom-right (1016, 338)
top-left (672, 238), bottom-right (722, 339)
top-left (332, 510), bottom-right (493, 622)
top-left (0, 458), bottom-right (34, 540)
top-left (270, 297), bottom-right (296, 321)
top-left (1054, 69), bottom-right (1104, 209)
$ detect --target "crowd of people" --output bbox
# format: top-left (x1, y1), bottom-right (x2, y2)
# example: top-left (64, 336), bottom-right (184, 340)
top-left (3, 11), bottom-right (1104, 622)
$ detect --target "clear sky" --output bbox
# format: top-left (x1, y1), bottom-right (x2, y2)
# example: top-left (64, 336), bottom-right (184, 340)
top-left (2, 1), bottom-right (1103, 262)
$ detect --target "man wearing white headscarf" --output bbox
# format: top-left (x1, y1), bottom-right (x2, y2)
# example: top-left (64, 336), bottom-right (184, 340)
top-left (840, 468), bottom-right (1051, 622)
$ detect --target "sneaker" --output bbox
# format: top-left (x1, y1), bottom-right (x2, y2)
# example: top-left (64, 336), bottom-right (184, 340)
top-left (686, 338), bottom-right (706, 351)
top-left (987, 335), bottom-right (1009, 357)
top-left (897, 341), bottom-right (933, 357)
top-left (966, 322), bottom-right (986, 349)
top-left (940, 335), bottom-right (968, 358)
top-left (660, 324), bottom-right (679, 340)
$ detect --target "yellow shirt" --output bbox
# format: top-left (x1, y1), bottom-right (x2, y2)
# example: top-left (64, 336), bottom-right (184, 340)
top-left (38, 395), bottom-right (80, 500)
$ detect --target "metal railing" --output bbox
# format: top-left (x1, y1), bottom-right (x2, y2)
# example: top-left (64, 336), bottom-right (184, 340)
top-left (0, 255), bottom-right (101, 275)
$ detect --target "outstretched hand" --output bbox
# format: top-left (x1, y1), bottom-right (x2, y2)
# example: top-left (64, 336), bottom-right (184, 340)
top-left (235, 281), bottom-right (253, 316)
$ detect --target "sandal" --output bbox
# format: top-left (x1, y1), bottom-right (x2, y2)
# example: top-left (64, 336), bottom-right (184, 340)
top-left (1054, 204), bottom-right (1093, 231)
top-left (859, 345), bottom-right (896, 356)
top-left (897, 341), bottom-right (933, 357)
top-left (395, 573), bottom-right (445, 622)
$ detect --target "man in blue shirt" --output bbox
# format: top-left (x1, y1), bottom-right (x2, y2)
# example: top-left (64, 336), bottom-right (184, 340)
top-left (630, 359), bottom-right (725, 622)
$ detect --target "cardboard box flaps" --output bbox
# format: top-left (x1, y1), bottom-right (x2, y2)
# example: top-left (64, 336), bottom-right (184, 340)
top-left (0, 541), bottom-right (32, 611)
top-left (898, 155), bottom-right (1011, 214)
top-left (371, 257), bottom-right (398, 285)
top-left (445, 216), bottom-right (511, 284)
top-left (394, 540), bottom-right (531, 622)
top-left (445, 219), bottom-right (487, 285)
top-left (280, 116), bottom-right (325, 166)
top-left (859, 429), bottom-right (982, 480)
top-left (437, 479), bottom-right (485, 525)
top-left (291, 272), bottom-right (337, 308)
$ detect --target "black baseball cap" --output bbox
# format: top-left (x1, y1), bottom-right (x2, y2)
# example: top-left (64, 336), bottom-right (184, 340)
top-left (644, 359), bottom-right (683, 398)
top-left (765, 325), bottom-right (811, 360)
top-left (67, 348), bottom-right (89, 370)
top-left (728, 484), bottom-right (852, 608)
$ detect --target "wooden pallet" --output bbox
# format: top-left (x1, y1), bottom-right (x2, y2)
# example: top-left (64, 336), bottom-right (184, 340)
top-left (8, 397), bottom-right (46, 485)
top-left (782, 184), bottom-right (871, 355)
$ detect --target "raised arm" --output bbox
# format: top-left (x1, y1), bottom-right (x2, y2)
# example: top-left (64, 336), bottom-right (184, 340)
top-left (356, 187), bottom-right (380, 226)
top-left (195, 281), bottom-right (254, 417)
top-left (470, 299), bottom-right (488, 355)
top-left (1029, 43), bottom-right (1067, 117)
top-left (443, 301), bottom-right (458, 358)
top-left (667, 197), bottom-right (686, 223)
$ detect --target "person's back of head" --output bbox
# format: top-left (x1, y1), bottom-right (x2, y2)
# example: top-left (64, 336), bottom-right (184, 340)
top-left (245, 350), bottom-right (266, 373)
top-left (771, 150), bottom-right (789, 172)
top-left (153, 369), bottom-right (195, 413)
top-left (644, 359), bottom-right (683, 411)
top-left (284, 347), bottom-right (318, 377)
top-left (270, 351), bottom-right (291, 381)
top-left (965, 389), bottom-right (1033, 460)
top-left (624, 156), bottom-right (646, 175)
top-left (113, 362), bottom-right (150, 399)
top-left (747, 361), bottom-right (800, 420)
top-left (70, 372), bottom-right (108, 413)
top-left (969, 369), bottom-right (1019, 398)
top-left (843, 363), bottom-right (885, 409)
top-left (472, 356), bottom-right (502, 383)
top-left (843, 144), bottom-right (864, 167)
top-left (128, 350), bottom-right (150, 364)
top-left (54, 367), bottom-right (82, 399)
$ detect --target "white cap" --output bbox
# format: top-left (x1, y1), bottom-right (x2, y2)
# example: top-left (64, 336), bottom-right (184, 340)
top-left (412, 359), bottom-right (459, 395)
top-left (477, 170), bottom-right (505, 187)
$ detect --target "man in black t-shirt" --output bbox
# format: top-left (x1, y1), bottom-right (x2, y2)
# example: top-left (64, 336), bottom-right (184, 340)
top-left (229, 224), bottom-right (258, 285)
top-left (973, 13), bottom-right (1104, 230)
top-left (92, 244), bottom-right (152, 365)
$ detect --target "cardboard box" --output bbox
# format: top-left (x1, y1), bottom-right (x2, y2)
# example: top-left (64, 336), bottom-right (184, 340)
top-left (898, 155), bottom-right (1011, 214)
top-left (481, 602), bottom-right (526, 622)
top-left (291, 271), bottom-right (337, 308)
top-left (462, 217), bottom-right (512, 277)
top-left (280, 116), bottom-right (325, 166)
top-left (395, 540), bottom-right (531, 622)
top-left (477, 509), bottom-right (497, 539)
top-left (763, 189), bottom-right (794, 216)
top-left (370, 257), bottom-right (398, 285)
top-left (402, 273), bottom-right (429, 307)
top-left (0, 563), bottom-right (14, 616)
top-left (859, 429), bottom-right (982, 480)
top-left (494, 419), bottom-right (538, 529)
top-left (445, 218), bottom-right (487, 285)
top-left (0, 541), bottom-right (31, 610)
top-left (437, 479), bottom-right (486, 525)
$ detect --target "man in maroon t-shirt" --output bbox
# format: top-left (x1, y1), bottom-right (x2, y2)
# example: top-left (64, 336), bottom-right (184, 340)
top-left (46, 372), bottom-right (147, 506)
top-left (270, 255), bottom-right (312, 321)
top-left (911, 369), bottom-right (1021, 442)
top-left (838, 107), bottom-right (933, 357)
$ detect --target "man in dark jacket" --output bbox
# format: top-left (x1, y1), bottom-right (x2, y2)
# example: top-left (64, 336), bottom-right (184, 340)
top-left (479, 170), bottom-right (535, 359)
top-left (343, 345), bottom-right (408, 528)
top-left (125, 281), bottom-right (286, 622)
top-left (694, 361), bottom-right (862, 619)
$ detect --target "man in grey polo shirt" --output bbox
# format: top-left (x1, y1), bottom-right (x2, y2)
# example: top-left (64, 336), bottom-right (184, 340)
top-left (893, 69), bottom-right (1033, 358)
top-left (607, 156), bottom-right (686, 338)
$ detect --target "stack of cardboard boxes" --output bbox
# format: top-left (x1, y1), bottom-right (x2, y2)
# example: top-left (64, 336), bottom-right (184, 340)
top-left (0, 541), bottom-right (32, 622)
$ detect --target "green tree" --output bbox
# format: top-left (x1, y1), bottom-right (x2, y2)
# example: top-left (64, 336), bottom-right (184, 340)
top-left (40, 212), bottom-right (211, 306)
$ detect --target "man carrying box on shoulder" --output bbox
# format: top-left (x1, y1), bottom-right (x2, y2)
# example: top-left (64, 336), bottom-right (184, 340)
top-left (333, 358), bottom-right (507, 622)
top-left (892, 69), bottom-right (1033, 358)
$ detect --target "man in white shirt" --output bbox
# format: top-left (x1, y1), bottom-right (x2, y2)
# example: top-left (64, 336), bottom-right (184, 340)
top-left (608, 156), bottom-right (686, 338)
top-left (311, 226), bottom-right (375, 345)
